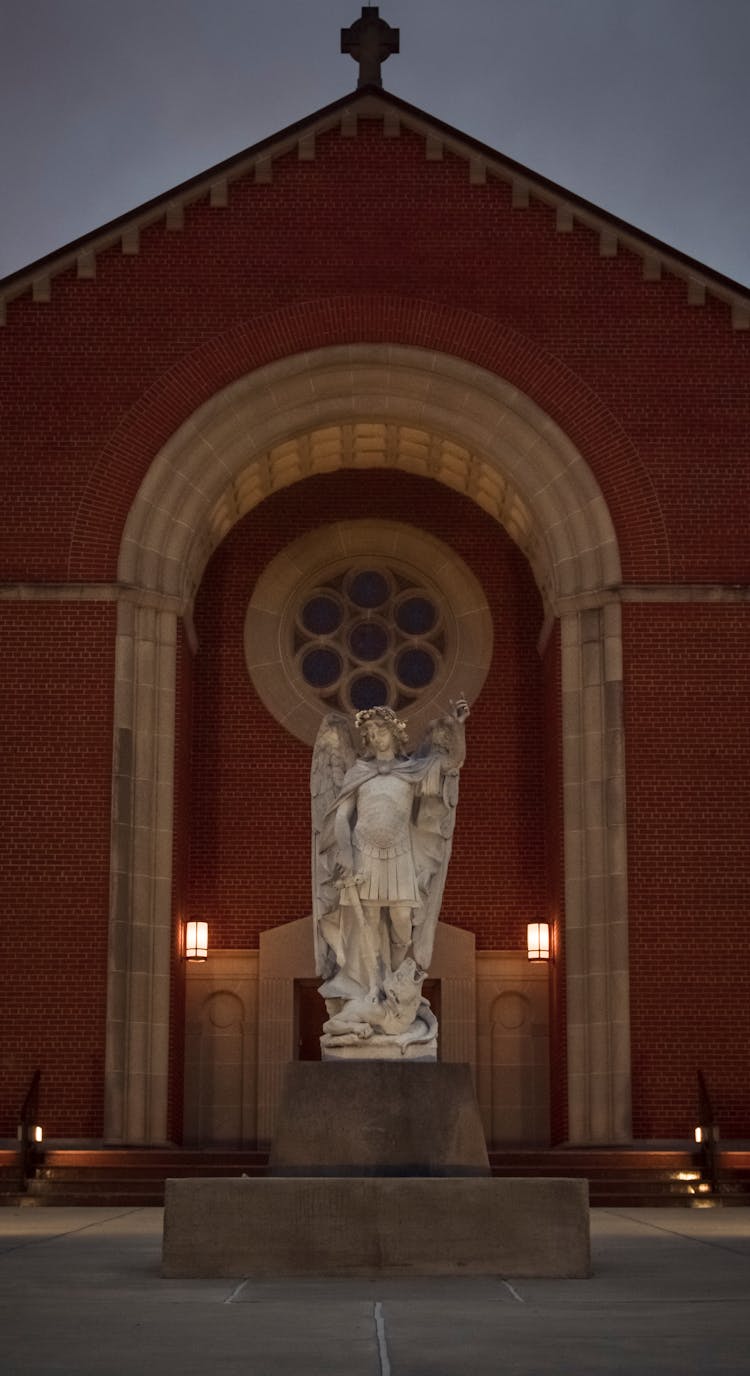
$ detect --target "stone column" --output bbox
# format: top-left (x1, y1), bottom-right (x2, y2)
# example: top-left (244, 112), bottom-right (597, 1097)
top-left (562, 602), bottom-right (631, 1142)
top-left (104, 600), bottom-right (176, 1142)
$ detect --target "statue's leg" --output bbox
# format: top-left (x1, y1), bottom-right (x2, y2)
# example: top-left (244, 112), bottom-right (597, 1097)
top-left (361, 901), bottom-right (390, 984)
top-left (388, 903), bottom-right (413, 970)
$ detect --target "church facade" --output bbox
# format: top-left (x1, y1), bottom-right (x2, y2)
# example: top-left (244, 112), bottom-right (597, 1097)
top-left (1, 81), bottom-right (748, 1150)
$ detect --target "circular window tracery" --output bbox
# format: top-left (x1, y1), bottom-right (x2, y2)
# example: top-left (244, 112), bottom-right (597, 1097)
top-left (348, 619), bottom-right (388, 663)
top-left (347, 568), bottom-right (390, 609)
top-left (300, 593), bottom-right (344, 636)
top-left (244, 520), bottom-right (493, 746)
top-left (294, 567), bottom-right (442, 714)
top-left (299, 645), bottom-right (342, 689)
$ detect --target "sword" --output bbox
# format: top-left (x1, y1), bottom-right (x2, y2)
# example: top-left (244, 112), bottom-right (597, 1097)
top-left (335, 871), bottom-right (381, 985)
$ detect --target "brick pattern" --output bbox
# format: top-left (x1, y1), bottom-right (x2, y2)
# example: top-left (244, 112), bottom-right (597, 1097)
top-left (3, 122), bottom-right (748, 589)
top-left (1, 115), bottom-right (748, 1142)
top-left (0, 603), bottom-right (115, 1138)
top-left (186, 470), bottom-right (547, 953)
top-left (624, 604), bottom-right (750, 1139)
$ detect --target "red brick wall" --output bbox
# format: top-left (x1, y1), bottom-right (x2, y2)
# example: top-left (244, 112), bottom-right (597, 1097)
top-left (2, 109), bottom-right (748, 1142)
top-left (2, 120), bottom-right (748, 589)
top-left (0, 603), bottom-right (114, 1138)
top-left (624, 603), bottom-right (750, 1138)
top-left (186, 470), bottom-right (548, 952)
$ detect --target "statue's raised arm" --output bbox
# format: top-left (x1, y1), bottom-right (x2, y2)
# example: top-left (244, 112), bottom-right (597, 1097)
top-left (410, 696), bottom-right (469, 969)
top-left (310, 697), bottom-right (470, 1059)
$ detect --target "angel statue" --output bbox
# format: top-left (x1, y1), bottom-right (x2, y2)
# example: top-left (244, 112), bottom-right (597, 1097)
top-left (310, 696), bottom-right (470, 1057)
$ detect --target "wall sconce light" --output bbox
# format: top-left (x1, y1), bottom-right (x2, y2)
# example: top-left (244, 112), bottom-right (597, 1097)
top-left (527, 921), bottom-right (551, 962)
top-left (18, 1124), bottom-right (43, 1144)
top-left (185, 920), bottom-right (208, 962)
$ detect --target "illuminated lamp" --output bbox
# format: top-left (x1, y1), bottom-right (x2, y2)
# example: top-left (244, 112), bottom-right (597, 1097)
top-left (17, 1124), bottom-right (43, 1144)
top-left (185, 920), bottom-right (209, 962)
top-left (527, 922), bottom-right (550, 962)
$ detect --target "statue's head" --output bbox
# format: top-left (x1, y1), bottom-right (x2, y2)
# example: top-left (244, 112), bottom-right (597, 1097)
top-left (391, 956), bottom-right (425, 987)
top-left (354, 705), bottom-right (408, 755)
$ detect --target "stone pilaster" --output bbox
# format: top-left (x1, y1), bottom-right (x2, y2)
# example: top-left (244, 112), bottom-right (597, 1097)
top-left (562, 603), bottom-right (631, 1142)
top-left (104, 600), bottom-right (176, 1142)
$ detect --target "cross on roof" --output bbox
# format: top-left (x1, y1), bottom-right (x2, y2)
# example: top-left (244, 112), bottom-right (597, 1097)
top-left (341, 6), bottom-right (400, 89)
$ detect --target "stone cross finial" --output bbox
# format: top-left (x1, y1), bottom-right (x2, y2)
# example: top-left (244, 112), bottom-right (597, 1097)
top-left (341, 6), bottom-right (400, 89)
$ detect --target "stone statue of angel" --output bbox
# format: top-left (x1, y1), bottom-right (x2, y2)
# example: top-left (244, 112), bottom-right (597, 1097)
top-left (310, 696), bottom-right (469, 1056)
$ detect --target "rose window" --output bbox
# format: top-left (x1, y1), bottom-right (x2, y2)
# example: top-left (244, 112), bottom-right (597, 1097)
top-left (244, 520), bottom-right (492, 746)
top-left (294, 565), bottom-right (444, 713)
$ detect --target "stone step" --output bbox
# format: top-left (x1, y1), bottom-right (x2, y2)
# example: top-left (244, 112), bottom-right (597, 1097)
top-left (487, 1152), bottom-right (699, 1168)
top-left (490, 1167), bottom-right (749, 1185)
top-left (37, 1164), bottom-right (268, 1181)
top-left (487, 1152), bottom-right (750, 1207)
top-left (39, 1150), bottom-right (268, 1167)
top-left (590, 1193), bottom-right (698, 1209)
top-left (8, 1147), bottom-right (748, 1209)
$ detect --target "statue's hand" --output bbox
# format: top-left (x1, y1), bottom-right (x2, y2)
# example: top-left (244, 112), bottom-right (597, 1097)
top-left (450, 693), bottom-right (470, 723)
top-left (334, 868), bottom-right (365, 892)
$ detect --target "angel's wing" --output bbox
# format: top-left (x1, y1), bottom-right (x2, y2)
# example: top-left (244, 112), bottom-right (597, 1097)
top-left (311, 713), bottom-right (358, 975)
top-left (311, 713), bottom-right (357, 831)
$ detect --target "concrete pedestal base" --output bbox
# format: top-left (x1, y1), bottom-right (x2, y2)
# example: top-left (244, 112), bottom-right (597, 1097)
top-left (269, 1062), bottom-right (489, 1176)
top-left (162, 1176), bottom-right (590, 1278)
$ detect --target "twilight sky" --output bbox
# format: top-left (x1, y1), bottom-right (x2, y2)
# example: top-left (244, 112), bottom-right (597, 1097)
top-left (2, 0), bottom-right (749, 286)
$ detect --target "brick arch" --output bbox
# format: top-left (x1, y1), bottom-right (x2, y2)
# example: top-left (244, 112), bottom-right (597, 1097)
top-left (68, 296), bottom-right (669, 583)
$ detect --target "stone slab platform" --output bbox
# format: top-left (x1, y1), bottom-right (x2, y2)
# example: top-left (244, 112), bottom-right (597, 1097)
top-left (270, 1061), bottom-right (489, 1176)
top-left (162, 1176), bottom-right (590, 1278)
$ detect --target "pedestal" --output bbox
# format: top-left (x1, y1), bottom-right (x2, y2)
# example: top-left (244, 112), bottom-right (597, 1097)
top-left (162, 1176), bottom-right (590, 1278)
top-left (269, 1061), bottom-right (489, 1176)
top-left (161, 1061), bottom-right (591, 1279)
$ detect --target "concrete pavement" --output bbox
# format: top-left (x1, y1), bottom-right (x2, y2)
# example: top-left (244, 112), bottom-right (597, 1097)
top-left (1, 1205), bottom-right (749, 1374)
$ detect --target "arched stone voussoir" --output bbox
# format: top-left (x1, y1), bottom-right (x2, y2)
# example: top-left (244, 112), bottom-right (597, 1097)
top-left (119, 346), bottom-right (622, 612)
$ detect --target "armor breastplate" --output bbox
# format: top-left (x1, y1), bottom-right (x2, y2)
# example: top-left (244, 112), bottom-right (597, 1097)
top-left (354, 774), bottom-right (412, 851)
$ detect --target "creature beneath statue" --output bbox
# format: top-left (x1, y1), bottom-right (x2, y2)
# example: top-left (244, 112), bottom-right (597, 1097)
top-left (311, 696), bottom-right (469, 1054)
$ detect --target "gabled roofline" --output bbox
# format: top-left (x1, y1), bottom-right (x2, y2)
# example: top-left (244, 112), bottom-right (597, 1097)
top-left (382, 88), bottom-right (750, 302)
top-left (2, 84), bottom-right (748, 324)
top-left (0, 87), bottom-right (364, 292)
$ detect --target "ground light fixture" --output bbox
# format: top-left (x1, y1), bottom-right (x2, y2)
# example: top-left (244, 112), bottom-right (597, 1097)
top-left (17, 1124), bottom-right (43, 1143)
top-left (527, 921), bottom-right (550, 961)
top-left (185, 920), bottom-right (209, 962)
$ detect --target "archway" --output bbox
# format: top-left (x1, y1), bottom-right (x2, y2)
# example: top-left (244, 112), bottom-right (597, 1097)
top-left (105, 343), bottom-right (629, 1145)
